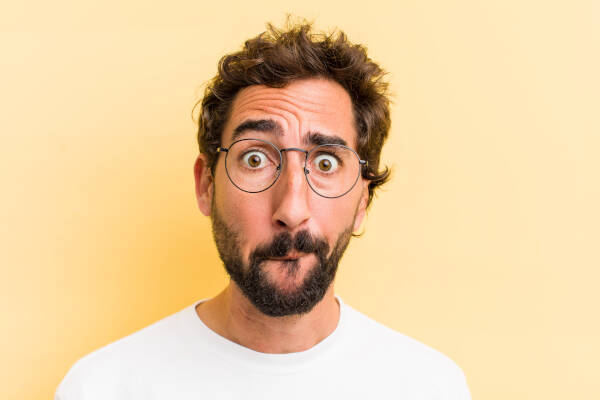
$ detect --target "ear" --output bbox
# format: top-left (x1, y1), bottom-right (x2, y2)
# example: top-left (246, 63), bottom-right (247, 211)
top-left (352, 180), bottom-right (369, 233)
top-left (193, 154), bottom-right (213, 216)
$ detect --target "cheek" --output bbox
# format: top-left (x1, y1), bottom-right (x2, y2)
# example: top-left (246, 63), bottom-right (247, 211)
top-left (309, 194), bottom-right (360, 239)
top-left (215, 178), bottom-right (273, 252)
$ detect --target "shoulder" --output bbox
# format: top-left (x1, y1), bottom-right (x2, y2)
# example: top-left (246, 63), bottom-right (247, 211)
top-left (342, 303), bottom-right (455, 365)
top-left (55, 303), bottom-right (198, 400)
top-left (340, 301), bottom-right (470, 397)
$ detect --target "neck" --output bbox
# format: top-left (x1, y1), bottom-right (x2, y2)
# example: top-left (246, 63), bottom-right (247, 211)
top-left (195, 283), bottom-right (340, 353)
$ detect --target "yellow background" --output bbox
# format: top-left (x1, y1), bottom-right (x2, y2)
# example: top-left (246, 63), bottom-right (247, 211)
top-left (1, 1), bottom-right (599, 399)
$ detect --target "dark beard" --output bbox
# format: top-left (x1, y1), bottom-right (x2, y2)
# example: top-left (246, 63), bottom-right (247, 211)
top-left (211, 206), bottom-right (353, 317)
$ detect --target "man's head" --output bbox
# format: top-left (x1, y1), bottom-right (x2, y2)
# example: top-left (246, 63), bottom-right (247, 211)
top-left (194, 21), bottom-right (391, 317)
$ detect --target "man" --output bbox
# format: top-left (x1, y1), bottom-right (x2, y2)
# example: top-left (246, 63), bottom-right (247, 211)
top-left (56, 22), bottom-right (471, 399)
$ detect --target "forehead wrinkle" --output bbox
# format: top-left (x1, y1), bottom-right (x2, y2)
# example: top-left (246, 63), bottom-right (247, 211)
top-left (230, 107), bottom-right (302, 144)
top-left (234, 82), bottom-right (349, 116)
top-left (232, 106), bottom-right (357, 150)
top-left (228, 82), bottom-right (356, 148)
top-left (234, 92), bottom-right (327, 116)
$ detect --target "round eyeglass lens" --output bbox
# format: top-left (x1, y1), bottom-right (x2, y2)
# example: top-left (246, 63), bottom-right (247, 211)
top-left (224, 139), bottom-right (282, 193)
top-left (305, 144), bottom-right (361, 198)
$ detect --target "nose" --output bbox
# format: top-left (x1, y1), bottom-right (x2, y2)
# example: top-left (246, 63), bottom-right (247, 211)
top-left (271, 150), bottom-right (311, 230)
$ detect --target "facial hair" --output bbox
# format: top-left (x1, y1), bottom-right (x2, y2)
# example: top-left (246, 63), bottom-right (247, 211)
top-left (210, 205), bottom-right (353, 317)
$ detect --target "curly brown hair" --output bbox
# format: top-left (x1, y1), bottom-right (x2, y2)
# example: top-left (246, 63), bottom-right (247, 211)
top-left (196, 21), bottom-right (391, 208)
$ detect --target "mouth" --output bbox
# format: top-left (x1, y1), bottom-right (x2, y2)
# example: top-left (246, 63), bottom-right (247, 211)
top-left (267, 252), bottom-right (304, 262)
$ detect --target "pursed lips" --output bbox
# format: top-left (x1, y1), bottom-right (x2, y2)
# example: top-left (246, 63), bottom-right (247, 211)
top-left (268, 252), bottom-right (305, 261)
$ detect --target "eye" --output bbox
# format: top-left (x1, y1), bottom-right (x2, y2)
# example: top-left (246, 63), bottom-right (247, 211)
top-left (313, 153), bottom-right (339, 173)
top-left (242, 151), bottom-right (267, 168)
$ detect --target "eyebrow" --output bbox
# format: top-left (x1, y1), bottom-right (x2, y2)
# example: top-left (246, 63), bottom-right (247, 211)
top-left (231, 118), bottom-right (349, 148)
top-left (304, 131), bottom-right (348, 147)
top-left (231, 119), bottom-right (283, 142)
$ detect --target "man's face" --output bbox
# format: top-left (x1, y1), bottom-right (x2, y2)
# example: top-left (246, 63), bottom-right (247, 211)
top-left (197, 78), bottom-right (369, 317)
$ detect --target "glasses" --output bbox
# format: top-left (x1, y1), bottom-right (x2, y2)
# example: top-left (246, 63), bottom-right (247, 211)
top-left (217, 138), bottom-right (368, 198)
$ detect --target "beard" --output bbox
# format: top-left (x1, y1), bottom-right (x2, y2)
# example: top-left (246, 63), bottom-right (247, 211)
top-left (210, 205), bottom-right (353, 317)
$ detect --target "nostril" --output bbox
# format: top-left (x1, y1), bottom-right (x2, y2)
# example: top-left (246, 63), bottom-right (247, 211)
top-left (276, 219), bottom-right (287, 227)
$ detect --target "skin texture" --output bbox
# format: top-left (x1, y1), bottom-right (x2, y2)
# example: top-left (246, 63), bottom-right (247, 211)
top-left (193, 77), bottom-right (369, 353)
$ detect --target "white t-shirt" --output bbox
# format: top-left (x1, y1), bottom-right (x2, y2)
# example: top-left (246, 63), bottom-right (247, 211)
top-left (56, 297), bottom-right (471, 399)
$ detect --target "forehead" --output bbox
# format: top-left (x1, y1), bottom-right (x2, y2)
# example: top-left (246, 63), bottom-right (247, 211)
top-left (222, 78), bottom-right (357, 148)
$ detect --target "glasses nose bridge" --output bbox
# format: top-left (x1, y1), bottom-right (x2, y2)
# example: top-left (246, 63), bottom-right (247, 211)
top-left (279, 147), bottom-right (309, 170)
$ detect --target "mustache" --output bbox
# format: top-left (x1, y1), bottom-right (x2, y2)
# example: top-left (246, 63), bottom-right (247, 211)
top-left (250, 230), bottom-right (330, 261)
